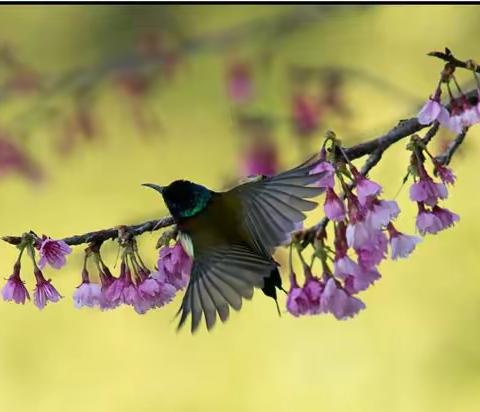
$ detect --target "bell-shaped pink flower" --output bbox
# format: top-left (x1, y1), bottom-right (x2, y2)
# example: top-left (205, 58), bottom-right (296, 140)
top-left (343, 266), bottom-right (381, 295)
top-left (366, 199), bottom-right (400, 229)
top-left (444, 98), bottom-right (478, 133)
top-left (434, 164), bottom-right (456, 185)
top-left (461, 106), bottom-right (480, 126)
top-left (102, 262), bottom-right (130, 307)
top-left (324, 188), bottom-right (346, 221)
top-left (409, 176), bottom-right (448, 206)
top-left (302, 275), bottom-right (324, 314)
top-left (133, 274), bottom-right (177, 314)
top-left (417, 98), bottom-right (449, 125)
top-left (122, 282), bottom-right (141, 307)
top-left (37, 236), bottom-right (72, 270)
top-left (432, 205), bottom-right (459, 231)
top-left (310, 161), bottom-right (335, 189)
top-left (387, 223), bottom-right (421, 259)
top-left (320, 278), bottom-right (365, 320)
top-left (355, 175), bottom-right (382, 205)
top-left (156, 242), bottom-right (192, 290)
top-left (346, 221), bottom-right (372, 250)
top-left (2, 261), bottom-right (30, 304)
top-left (73, 267), bottom-right (102, 308)
top-left (286, 273), bottom-right (310, 317)
top-left (73, 282), bottom-right (102, 308)
top-left (33, 268), bottom-right (62, 309)
top-left (334, 255), bottom-right (380, 293)
top-left (416, 203), bottom-right (444, 235)
top-left (355, 230), bottom-right (388, 268)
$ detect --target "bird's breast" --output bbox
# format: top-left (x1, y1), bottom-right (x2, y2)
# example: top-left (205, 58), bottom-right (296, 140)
top-left (177, 194), bottom-right (246, 251)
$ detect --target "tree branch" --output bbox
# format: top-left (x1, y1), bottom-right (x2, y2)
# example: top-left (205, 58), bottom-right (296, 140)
top-left (435, 129), bottom-right (468, 166)
top-left (428, 48), bottom-right (480, 73)
top-left (3, 216), bottom-right (175, 247)
top-left (2, 85), bottom-right (474, 250)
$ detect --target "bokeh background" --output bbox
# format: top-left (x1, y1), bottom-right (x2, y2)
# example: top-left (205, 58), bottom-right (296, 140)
top-left (0, 5), bottom-right (479, 412)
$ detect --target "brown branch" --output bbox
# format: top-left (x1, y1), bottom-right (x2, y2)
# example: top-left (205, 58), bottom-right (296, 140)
top-left (306, 120), bottom-right (468, 242)
top-left (428, 48), bottom-right (480, 73)
top-left (3, 216), bottom-right (175, 247)
top-left (435, 129), bottom-right (468, 166)
top-left (2, 82), bottom-right (475, 249)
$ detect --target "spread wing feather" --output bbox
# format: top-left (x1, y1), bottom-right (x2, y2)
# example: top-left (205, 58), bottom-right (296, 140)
top-left (177, 243), bottom-right (273, 333)
top-left (228, 155), bottom-right (325, 254)
top-left (177, 154), bottom-right (325, 332)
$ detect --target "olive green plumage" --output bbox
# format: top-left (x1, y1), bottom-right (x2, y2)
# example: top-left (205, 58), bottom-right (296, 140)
top-left (144, 153), bottom-right (325, 332)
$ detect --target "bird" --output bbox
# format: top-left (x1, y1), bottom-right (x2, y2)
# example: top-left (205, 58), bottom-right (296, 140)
top-left (143, 153), bottom-right (325, 332)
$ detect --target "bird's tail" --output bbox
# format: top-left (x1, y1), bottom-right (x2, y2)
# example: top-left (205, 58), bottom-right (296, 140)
top-left (261, 266), bottom-right (284, 316)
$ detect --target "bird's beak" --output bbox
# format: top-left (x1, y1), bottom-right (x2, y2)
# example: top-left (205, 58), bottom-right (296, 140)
top-left (142, 183), bottom-right (165, 194)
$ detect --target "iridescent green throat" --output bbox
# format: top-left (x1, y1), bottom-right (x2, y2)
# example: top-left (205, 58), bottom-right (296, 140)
top-left (179, 191), bottom-right (211, 218)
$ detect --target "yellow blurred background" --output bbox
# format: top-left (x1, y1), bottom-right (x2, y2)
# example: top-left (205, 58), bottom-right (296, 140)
top-left (0, 5), bottom-right (479, 412)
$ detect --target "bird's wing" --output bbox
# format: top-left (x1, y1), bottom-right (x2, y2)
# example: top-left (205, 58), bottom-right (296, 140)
top-left (228, 154), bottom-right (325, 254)
top-left (177, 242), bottom-right (274, 332)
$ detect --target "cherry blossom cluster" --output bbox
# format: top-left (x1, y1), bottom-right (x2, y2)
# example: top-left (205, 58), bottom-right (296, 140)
top-left (227, 62), bottom-right (351, 180)
top-left (408, 137), bottom-right (459, 236)
top-left (417, 63), bottom-right (480, 133)
top-left (1, 231), bottom-right (192, 313)
top-left (286, 139), bottom-right (436, 320)
top-left (1, 235), bottom-right (71, 308)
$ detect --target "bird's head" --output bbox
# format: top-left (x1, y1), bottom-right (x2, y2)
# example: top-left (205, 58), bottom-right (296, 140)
top-left (143, 180), bottom-right (213, 221)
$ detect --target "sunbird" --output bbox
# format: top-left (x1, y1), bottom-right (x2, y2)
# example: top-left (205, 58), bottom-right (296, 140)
top-left (143, 154), bottom-right (325, 332)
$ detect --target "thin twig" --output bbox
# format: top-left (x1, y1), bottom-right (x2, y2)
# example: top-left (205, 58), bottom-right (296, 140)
top-left (428, 48), bottom-right (480, 73)
top-left (435, 129), bottom-right (468, 166)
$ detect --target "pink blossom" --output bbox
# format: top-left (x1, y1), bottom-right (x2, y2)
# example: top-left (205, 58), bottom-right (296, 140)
top-left (447, 113), bottom-right (464, 134)
top-left (102, 262), bottom-right (129, 307)
top-left (346, 221), bottom-right (371, 250)
top-left (286, 273), bottom-right (310, 317)
top-left (334, 255), bottom-right (380, 293)
top-left (409, 177), bottom-right (448, 206)
top-left (334, 255), bottom-right (359, 278)
top-left (387, 223), bottom-right (421, 259)
top-left (355, 230), bottom-right (388, 268)
top-left (416, 203), bottom-right (444, 235)
top-left (432, 205), bottom-right (460, 230)
top-left (156, 242), bottom-right (192, 290)
top-left (227, 62), bottom-right (253, 104)
top-left (324, 188), bottom-right (346, 221)
top-left (292, 94), bottom-right (319, 136)
top-left (241, 139), bottom-right (278, 177)
top-left (2, 262), bottom-right (29, 304)
top-left (417, 98), bottom-right (449, 125)
top-left (33, 268), bottom-right (62, 309)
top-left (344, 266), bottom-right (381, 295)
top-left (320, 278), bottom-right (365, 320)
top-left (434, 164), bottom-right (456, 185)
top-left (122, 282), bottom-right (141, 306)
top-left (366, 199), bottom-right (400, 229)
top-left (137, 277), bottom-right (161, 298)
top-left (133, 275), bottom-right (177, 314)
top-left (302, 275), bottom-right (324, 314)
top-left (150, 282), bottom-right (177, 308)
top-left (310, 161), bottom-right (335, 188)
top-left (461, 106), bottom-right (480, 126)
top-left (37, 236), bottom-right (72, 270)
top-left (355, 175), bottom-right (382, 205)
top-left (73, 282), bottom-right (102, 308)
top-left (444, 98), bottom-right (478, 133)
